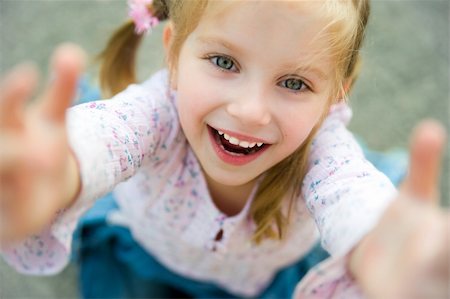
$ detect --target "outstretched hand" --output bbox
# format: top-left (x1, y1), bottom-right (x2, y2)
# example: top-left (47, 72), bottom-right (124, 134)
top-left (0, 44), bottom-right (85, 243)
top-left (350, 120), bottom-right (449, 299)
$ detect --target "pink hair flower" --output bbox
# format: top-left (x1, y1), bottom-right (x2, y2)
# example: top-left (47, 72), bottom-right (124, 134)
top-left (128, 0), bottom-right (160, 35)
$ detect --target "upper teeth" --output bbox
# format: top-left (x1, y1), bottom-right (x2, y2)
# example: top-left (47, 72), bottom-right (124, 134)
top-left (218, 130), bottom-right (264, 148)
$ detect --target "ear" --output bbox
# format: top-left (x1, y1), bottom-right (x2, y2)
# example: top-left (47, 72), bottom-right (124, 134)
top-left (162, 22), bottom-right (178, 90)
top-left (342, 79), bottom-right (352, 94)
top-left (162, 22), bottom-right (173, 53)
top-left (336, 79), bottom-right (353, 102)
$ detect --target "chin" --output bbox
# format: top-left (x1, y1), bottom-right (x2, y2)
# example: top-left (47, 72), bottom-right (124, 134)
top-left (203, 166), bottom-right (261, 187)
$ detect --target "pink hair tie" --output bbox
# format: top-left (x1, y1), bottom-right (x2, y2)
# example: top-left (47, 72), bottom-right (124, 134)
top-left (128, 0), bottom-right (160, 35)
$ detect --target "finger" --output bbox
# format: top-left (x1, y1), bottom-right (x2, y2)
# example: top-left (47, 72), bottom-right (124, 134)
top-left (403, 119), bottom-right (447, 203)
top-left (0, 63), bottom-right (38, 128)
top-left (39, 43), bottom-right (86, 123)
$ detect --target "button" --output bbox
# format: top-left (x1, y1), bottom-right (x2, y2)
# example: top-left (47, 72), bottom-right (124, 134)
top-left (214, 228), bottom-right (224, 241)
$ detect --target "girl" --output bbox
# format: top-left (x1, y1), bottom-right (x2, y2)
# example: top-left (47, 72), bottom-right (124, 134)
top-left (0, 0), bottom-right (448, 298)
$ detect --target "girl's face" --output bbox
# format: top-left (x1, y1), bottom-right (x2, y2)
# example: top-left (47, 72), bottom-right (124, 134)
top-left (173, 1), bottom-right (335, 187)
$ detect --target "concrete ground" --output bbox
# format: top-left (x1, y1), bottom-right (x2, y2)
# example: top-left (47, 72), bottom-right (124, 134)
top-left (0, 1), bottom-right (448, 298)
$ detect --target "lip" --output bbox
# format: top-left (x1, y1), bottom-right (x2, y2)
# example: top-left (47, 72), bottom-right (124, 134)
top-left (207, 125), bottom-right (270, 166)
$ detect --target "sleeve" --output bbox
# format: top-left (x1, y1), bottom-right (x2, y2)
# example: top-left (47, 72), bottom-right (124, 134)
top-left (294, 103), bottom-right (398, 298)
top-left (1, 70), bottom-right (178, 275)
top-left (303, 103), bottom-right (397, 256)
top-left (293, 255), bottom-right (365, 299)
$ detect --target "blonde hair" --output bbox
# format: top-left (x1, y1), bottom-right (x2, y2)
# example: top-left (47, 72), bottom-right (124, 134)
top-left (98, 0), bottom-right (371, 243)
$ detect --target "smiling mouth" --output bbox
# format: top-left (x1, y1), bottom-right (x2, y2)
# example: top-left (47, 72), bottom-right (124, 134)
top-left (208, 125), bottom-right (269, 156)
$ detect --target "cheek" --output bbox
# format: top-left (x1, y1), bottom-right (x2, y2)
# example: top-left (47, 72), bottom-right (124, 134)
top-left (176, 70), bottom-right (219, 133)
top-left (177, 52), bottom-right (232, 113)
top-left (178, 81), bottom-right (205, 115)
top-left (282, 121), bottom-right (314, 153)
top-left (279, 100), bottom-right (328, 151)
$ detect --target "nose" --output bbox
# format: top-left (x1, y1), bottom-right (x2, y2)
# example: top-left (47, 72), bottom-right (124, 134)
top-left (226, 86), bottom-right (272, 126)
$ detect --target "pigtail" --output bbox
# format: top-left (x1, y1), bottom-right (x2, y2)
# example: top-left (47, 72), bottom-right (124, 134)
top-left (98, 0), bottom-right (170, 98)
top-left (98, 21), bottom-right (143, 98)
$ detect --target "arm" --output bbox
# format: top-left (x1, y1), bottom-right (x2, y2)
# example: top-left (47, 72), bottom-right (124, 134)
top-left (294, 103), bottom-right (397, 298)
top-left (0, 46), bottom-right (176, 274)
top-left (0, 44), bottom-right (84, 273)
top-left (349, 120), bottom-right (449, 299)
top-left (296, 110), bottom-right (448, 298)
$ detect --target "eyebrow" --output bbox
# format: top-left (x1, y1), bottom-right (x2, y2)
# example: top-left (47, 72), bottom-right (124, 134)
top-left (196, 36), bottom-right (329, 81)
top-left (196, 36), bottom-right (243, 54)
top-left (291, 65), bottom-right (329, 81)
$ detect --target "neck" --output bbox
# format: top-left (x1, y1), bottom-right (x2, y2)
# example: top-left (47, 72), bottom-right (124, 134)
top-left (204, 175), bottom-right (257, 217)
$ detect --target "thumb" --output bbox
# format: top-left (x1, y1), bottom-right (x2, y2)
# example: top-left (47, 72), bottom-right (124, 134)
top-left (402, 119), bottom-right (447, 203)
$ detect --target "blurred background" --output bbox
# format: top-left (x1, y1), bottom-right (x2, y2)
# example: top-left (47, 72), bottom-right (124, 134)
top-left (0, 0), bottom-right (449, 298)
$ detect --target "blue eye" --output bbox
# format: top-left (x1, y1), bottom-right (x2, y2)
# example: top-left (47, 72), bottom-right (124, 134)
top-left (210, 56), bottom-right (236, 71)
top-left (281, 78), bottom-right (308, 92)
